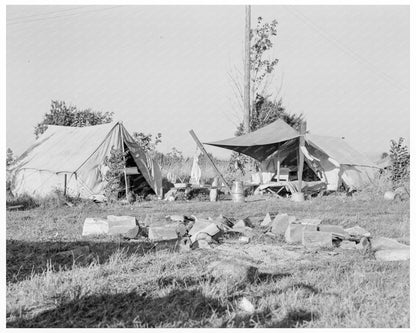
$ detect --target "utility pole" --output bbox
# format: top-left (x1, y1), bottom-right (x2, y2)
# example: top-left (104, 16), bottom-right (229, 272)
top-left (243, 5), bottom-right (251, 133)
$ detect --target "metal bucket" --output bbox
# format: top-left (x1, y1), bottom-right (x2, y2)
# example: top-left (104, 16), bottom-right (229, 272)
top-left (231, 181), bottom-right (245, 203)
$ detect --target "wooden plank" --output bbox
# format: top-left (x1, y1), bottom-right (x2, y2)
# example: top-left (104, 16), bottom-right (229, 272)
top-left (189, 130), bottom-right (231, 192)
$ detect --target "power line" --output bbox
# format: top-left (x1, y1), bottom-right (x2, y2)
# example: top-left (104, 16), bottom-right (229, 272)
top-left (7, 5), bottom-right (124, 26)
top-left (283, 5), bottom-right (408, 93)
top-left (7, 6), bottom-right (92, 23)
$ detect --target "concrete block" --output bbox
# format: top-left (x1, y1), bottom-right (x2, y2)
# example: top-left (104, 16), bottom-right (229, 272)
top-left (375, 249), bottom-right (410, 261)
top-left (299, 218), bottom-right (322, 225)
top-left (318, 225), bottom-right (349, 238)
top-left (345, 225), bottom-right (371, 238)
top-left (371, 237), bottom-right (410, 251)
top-left (107, 215), bottom-right (137, 235)
top-left (82, 218), bottom-right (109, 236)
top-left (285, 223), bottom-right (305, 244)
top-left (303, 224), bottom-right (318, 232)
top-left (261, 213), bottom-right (273, 227)
top-left (302, 230), bottom-right (333, 248)
top-left (148, 226), bottom-right (178, 241)
top-left (123, 226), bottom-right (140, 239)
top-left (188, 220), bottom-right (213, 236)
top-left (339, 240), bottom-right (357, 250)
top-left (190, 223), bottom-right (221, 243)
top-left (271, 214), bottom-right (290, 236)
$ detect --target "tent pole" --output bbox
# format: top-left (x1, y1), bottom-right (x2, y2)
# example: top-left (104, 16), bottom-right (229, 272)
top-left (64, 174), bottom-right (67, 196)
top-left (297, 121), bottom-right (307, 192)
top-left (189, 130), bottom-right (231, 193)
top-left (120, 123), bottom-right (129, 199)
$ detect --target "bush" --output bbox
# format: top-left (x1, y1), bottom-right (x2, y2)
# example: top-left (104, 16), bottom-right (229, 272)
top-left (389, 137), bottom-right (410, 190)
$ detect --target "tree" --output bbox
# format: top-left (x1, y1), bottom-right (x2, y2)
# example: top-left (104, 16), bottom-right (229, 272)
top-left (389, 137), bottom-right (410, 189)
top-left (228, 17), bottom-right (304, 175)
top-left (6, 148), bottom-right (14, 167)
top-left (132, 132), bottom-right (162, 155)
top-left (34, 100), bottom-right (113, 138)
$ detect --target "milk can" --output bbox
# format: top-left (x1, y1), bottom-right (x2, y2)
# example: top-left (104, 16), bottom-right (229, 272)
top-left (231, 181), bottom-right (245, 203)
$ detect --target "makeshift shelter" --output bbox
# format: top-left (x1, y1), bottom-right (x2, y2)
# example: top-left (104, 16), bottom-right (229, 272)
top-left (206, 119), bottom-right (379, 191)
top-left (9, 122), bottom-right (163, 199)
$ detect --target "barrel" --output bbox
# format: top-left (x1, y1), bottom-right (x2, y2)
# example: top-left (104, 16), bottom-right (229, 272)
top-left (231, 181), bottom-right (245, 203)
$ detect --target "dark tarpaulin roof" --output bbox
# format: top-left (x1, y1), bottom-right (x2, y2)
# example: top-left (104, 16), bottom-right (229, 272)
top-left (205, 119), bottom-right (300, 161)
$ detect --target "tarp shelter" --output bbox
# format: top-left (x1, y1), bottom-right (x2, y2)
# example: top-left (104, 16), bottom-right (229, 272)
top-left (9, 122), bottom-right (163, 199)
top-left (206, 119), bottom-right (380, 191)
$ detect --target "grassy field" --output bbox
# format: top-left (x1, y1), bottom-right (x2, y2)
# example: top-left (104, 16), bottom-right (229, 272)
top-left (6, 193), bottom-right (410, 328)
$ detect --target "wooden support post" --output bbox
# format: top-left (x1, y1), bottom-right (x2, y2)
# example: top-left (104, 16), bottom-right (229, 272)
top-left (189, 130), bottom-right (231, 193)
top-left (297, 121), bottom-right (307, 192)
top-left (120, 124), bottom-right (129, 198)
top-left (243, 5), bottom-right (251, 133)
top-left (276, 153), bottom-right (280, 181)
top-left (63, 174), bottom-right (67, 196)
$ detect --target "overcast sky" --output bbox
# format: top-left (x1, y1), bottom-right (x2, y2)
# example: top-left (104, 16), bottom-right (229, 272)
top-left (6, 5), bottom-right (410, 160)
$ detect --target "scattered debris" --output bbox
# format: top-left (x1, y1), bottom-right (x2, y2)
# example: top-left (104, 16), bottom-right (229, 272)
top-left (239, 236), bottom-right (250, 244)
top-left (371, 237), bottom-right (410, 251)
top-left (148, 226), bottom-right (178, 241)
top-left (302, 230), bottom-right (333, 249)
top-left (375, 249), bottom-right (410, 261)
top-left (383, 191), bottom-right (397, 201)
top-left (82, 218), bottom-right (109, 236)
top-left (339, 240), bottom-right (357, 250)
top-left (271, 214), bottom-right (290, 236)
top-left (284, 223), bottom-right (305, 244)
top-left (345, 225), bottom-right (371, 238)
top-left (260, 212), bottom-right (273, 227)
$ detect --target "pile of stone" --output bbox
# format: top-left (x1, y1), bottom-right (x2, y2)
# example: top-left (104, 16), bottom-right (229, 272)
top-left (260, 212), bottom-right (410, 261)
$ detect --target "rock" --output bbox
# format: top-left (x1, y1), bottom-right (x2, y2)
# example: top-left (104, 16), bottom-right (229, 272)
top-left (208, 259), bottom-right (259, 285)
top-left (261, 213), bottom-right (273, 227)
top-left (371, 237), bottom-right (410, 251)
top-left (345, 225), bottom-right (371, 238)
top-left (178, 237), bottom-right (191, 252)
top-left (339, 240), bottom-right (357, 250)
top-left (356, 237), bottom-right (371, 251)
top-left (168, 215), bottom-right (185, 222)
top-left (238, 297), bottom-right (255, 314)
top-left (123, 226), bottom-right (140, 239)
top-left (234, 219), bottom-right (247, 229)
top-left (239, 236), bottom-right (250, 244)
top-left (148, 226), bottom-right (178, 241)
top-left (188, 220), bottom-right (213, 236)
top-left (107, 215), bottom-right (137, 235)
top-left (190, 223), bottom-right (221, 244)
top-left (318, 225), bottom-right (349, 238)
top-left (383, 191), bottom-right (397, 201)
top-left (299, 218), bottom-right (322, 225)
top-left (215, 215), bottom-right (234, 228)
top-left (82, 218), bottom-right (109, 236)
top-left (175, 223), bottom-right (187, 237)
top-left (285, 223), bottom-right (305, 244)
top-left (302, 230), bottom-right (333, 249)
top-left (375, 249), bottom-right (410, 261)
top-left (271, 214), bottom-right (290, 236)
top-left (194, 239), bottom-right (211, 249)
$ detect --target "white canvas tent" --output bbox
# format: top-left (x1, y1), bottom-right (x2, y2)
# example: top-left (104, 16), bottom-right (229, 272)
top-left (206, 119), bottom-right (380, 191)
top-left (9, 122), bottom-right (163, 199)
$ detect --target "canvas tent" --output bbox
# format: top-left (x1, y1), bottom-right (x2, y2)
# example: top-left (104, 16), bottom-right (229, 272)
top-left (206, 119), bottom-right (379, 191)
top-left (9, 122), bottom-right (162, 199)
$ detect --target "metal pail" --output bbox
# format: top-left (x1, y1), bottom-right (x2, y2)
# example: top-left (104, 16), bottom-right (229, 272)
top-left (231, 181), bottom-right (245, 203)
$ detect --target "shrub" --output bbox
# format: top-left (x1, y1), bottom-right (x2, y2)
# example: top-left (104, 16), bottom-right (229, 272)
top-left (389, 137), bottom-right (410, 190)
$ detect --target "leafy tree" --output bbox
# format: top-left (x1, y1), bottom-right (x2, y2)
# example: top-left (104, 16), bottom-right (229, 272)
top-left (6, 148), bottom-right (14, 167)
top-left (34, 100), bottom-right (113, 138)
top-left (104, 147), bottom-right (128, 202)
top-left (389, 137), bottom-right (410, 189)
top-left (132, 132), bottom-right (162, 155)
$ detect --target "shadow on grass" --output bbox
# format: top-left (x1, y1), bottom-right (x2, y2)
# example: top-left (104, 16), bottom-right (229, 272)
top-left (7, 288), bottom-right (318, 328)
top-left (6, 238), bottom-right (177, 284)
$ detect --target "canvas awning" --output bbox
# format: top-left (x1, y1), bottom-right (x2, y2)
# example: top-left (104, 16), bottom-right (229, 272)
top-left (205, 119), bottom-right (300, 161)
